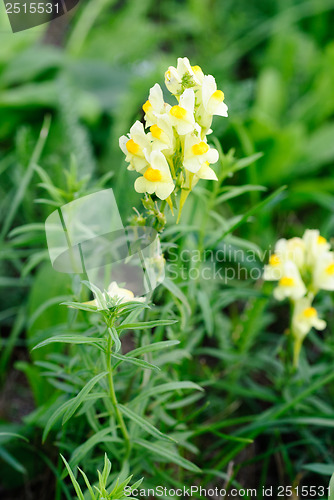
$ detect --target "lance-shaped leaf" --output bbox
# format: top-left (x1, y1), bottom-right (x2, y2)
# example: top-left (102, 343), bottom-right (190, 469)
top-left (134, 439), bottom-right (201, 473)
top-left (118, 404), bottom-right (176, 442)
top-left (62, 371), bottom-right (108, 424)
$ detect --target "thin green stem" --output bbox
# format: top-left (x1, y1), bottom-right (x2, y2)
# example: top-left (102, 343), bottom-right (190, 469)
top-left (160, 200), bottom-right (167, 215)
top-left (293, 336), bottom-right (303, 369)
top-left (106, 335), bottom-right (131, 462)
top-left (1, 114), bottom-right (51, 240)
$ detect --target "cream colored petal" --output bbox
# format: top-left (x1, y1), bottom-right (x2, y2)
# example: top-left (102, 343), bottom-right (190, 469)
top-left (198, 165), bottom-right (218, 181)
top-left (215, 101), bottom-right (228, 117)
top-left (119, 135), bottom-right (130, 155)
top-left (134, 176), bottom-right (147, 193)
top-left (155, 181), bottom-right (175, 200)
top-left (130, 120), bottom-right (145, 137)
top-left (177, 57), bottom-right (192, 75)
top-left (313, 317), bottom-right (326, 330)
top-left (174, 120), bottom-right (195, 136)
top-left (179, 88), bottom-right (195, 114)
top-left (263, 265), bottom-right (282, 281)
top-left (149, 83), bottom-right (164, 111)
top-left (183, 157), bottom-right (202, 174)
top-left (202, 75), bottom-right (217, 110)
top-left (206, 148), bottom-right (219, 164)
top-left (132, 157), bottom-right (149, 173)
top-left (150, 151), bottom-right (171, 176)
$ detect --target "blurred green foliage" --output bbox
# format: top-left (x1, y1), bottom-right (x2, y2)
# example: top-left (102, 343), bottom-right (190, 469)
top-left (2, 0), bottom-right (334, 498)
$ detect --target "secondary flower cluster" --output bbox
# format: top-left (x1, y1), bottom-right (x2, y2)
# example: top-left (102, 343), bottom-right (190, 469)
top-left (119, 57), bottom-right (228, 218)
top-left (264, 229), bottom-right (333, 365)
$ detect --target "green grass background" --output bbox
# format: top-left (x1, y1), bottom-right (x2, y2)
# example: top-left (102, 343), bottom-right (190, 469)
top-left (1, 0), bottom-right (334, 498)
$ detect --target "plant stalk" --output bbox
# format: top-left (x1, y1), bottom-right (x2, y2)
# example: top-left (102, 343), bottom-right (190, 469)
top-left (106, 335), bottom-right (131, 461)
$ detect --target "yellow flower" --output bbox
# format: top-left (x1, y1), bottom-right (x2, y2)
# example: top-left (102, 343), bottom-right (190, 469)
top-left (148, 114), bottom-right (175, 154)
top-left (273, 261), bottom-right (306, 301)
top-left (275, 237), bottom-right (305, 270)
top-left (183, 128), bottom-right (219, 173)
top-left (84, 281), bottom-right (145, 310)
top-left (142, 84), bottom-right (168, 127)
top-left (169, 89), bottom-right (195, 135)
top-left (313, 251), bottom-right (334, 291)
top-left (291, 296), bottom-right (326, 367)
top-left (303, 229), bottom-right (330, 266)
top-left (119, 121), bottom-right (151, 173)
top-left (134, 151), bottom-right (175, 200)
top-left (196, 75), bottom-right (228, 133)
top-left (292, 297), bottom-right (326, 340)
top-left (165, 57), bottom-right (202, 95)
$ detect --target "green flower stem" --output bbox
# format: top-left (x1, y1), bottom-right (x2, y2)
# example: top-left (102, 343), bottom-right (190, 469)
top-left (160, 200), bottom-right (167, 215)
top-left (106, 335), bottom-right (131, 461)
top-left (293, 336), bottom-right (303, 369)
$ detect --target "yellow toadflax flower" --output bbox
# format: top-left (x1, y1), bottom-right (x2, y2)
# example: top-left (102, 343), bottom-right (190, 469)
top-left (84, 281), bottom-right (145, 310)
top-left (165, 57), bottom-right (202, 95)
top-left (119, 121), bottom-right (151, 173)
top-left (183, 128), bottom-right (219, 174)
top-left (142, 84), bottom-right (169, 128)
top-left (169, 89), bottom-right (196, 135)
top-left (264, 229), bottom-right (331, 368)
top-left (313, 251), bottom-right (334, 291)
top-left (291, 296), bottom-right (326, 367)
top-left (263, 237), bottom-right (305, 281)
top-left (196, 75), bottom-right (228, 133)
top-left (148, 114), bottom-right (175, 154)
top-left (273, 261), bottom-right (306, 301)
top-left (292, 297), bottom-right (326, 340)
top-left (303, 229), bottom-right (330, 267)
top-left (134, 151), bottom-right (175, 200)
top-left (119, 56), bottom-right (229, 223)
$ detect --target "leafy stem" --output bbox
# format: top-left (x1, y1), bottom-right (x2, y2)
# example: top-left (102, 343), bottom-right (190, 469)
top-left (106, 333), bottom-right (131, 462)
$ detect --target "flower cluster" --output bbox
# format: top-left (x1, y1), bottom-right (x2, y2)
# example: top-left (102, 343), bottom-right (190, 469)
top-left (84, 281), bottom-right (145, 310)
top-left (119, 57), bottom-right (228, 220)
top-left (264, 229), bottom-right (333, 366)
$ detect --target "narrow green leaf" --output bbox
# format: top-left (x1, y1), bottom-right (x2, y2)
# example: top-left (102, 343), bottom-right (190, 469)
top-left (111, 352), bottom-right (160, 372)
top-left (62, 371), bottom-right (108, 424)
top-left (61, 455), bottom-right (85, 500)
top-left (43, 398), bottom-right (74, 443)
top-left (197, 290), bottom-right (213, 336)
top-left (33, 335), bottom-right (104, 351)
top-left (61, 301), bottom-right (98, 312)
top-left (209, 185), bottom-right (287, 248)
top-left (116, 319), bottom-right (177, 333)
top-left (126, 340), bottom-right (180, 358)
top-left (302, 463), bottom-right (334, 476)
top-left (230, 152), bottom-right (264, 173)
top-left (162, 279), bottom-right (191, 315)
top-left (0, 446), bottom-right (26, 474)
top-left (69, 428), bottom-right (122, 469)
top-left (1, 115), bottom-right (51, 240)
top-left (109, 327), bottom-right (121, 353)
top-left (78, 467), bottom-right (96, 500)
top-left (0, 432), bottom-right (29, 443)
top-left (119, 404), bottom-right (176, 442)
top-left (131, 381), bottom-right (203, 404)
top-left (214, 185), bottom-right (267, 205)
top-left (134, 439), bottom-right (201, 473)
top-left (329, 471), bottom-right (334, 500)
top-left (8, 223), bottom-right (45, 237)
